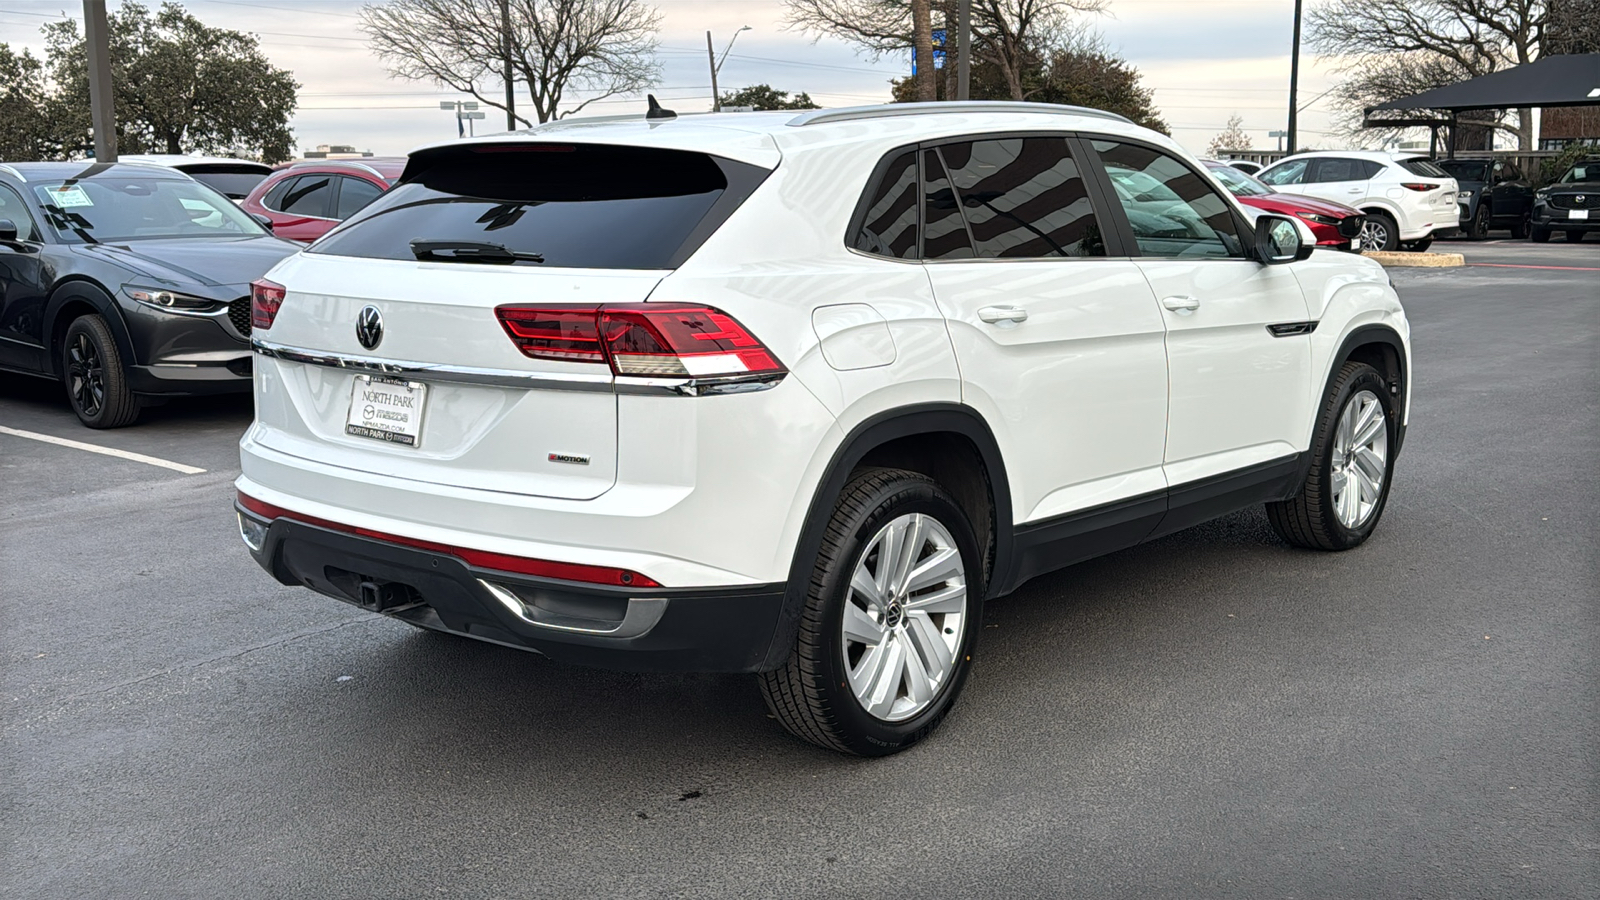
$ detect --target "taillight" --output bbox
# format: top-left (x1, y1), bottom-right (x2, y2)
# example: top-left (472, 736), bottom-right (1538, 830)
top-left (250, 278), bottom-right (285, 330)
top-left (495, 303), bottom-right (785, 380)
top-left (1401, 183), bottom-right (1440, 192)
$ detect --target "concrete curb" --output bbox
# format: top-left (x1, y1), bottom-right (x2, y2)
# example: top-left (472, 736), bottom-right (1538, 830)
top-left (1361, 250), bottom-right (1466, 268)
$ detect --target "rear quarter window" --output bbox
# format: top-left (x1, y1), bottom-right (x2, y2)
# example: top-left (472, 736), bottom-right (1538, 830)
top-left (1398, 159), bottom-right (1450, 178)
top-left (312, 144), bottom-right (769, 270)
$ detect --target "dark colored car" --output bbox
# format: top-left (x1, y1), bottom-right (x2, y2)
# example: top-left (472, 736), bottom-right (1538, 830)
top-left (241, 158), bottom-right (406, 243)
top-left (1435, 158), bottom-right (1533, 239)
top-left (1530, 157), bottom-right (1600, 243)
top-left (1204, 160), bottom-right (1365, 249)
top-left (0, 161), bottom-right (299, 427)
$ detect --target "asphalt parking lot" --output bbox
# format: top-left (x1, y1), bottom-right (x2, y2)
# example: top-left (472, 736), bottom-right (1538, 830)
top-left (3, 240), bottom-right (1596, 899)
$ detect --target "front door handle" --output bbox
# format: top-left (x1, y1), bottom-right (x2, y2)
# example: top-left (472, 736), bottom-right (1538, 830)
top-left (1161, 295), bottom-right (1201, 312)
top-left (978, 305), bottom-right (1029, 324)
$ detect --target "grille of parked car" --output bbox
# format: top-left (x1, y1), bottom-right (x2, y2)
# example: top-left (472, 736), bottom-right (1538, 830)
top-left (1337, 216), bottom-right (1365, 239)
top-left (1546, 193), bottom-right (1590, 210)
top-left (229, 296), bottom-right (253, 337)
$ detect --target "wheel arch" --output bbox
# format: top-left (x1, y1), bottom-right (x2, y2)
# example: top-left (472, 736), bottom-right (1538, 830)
top-left (759, 403), bottom-right (1012, 670)
top-left (43, 278), bottom-right (135, 379)
top-left (1324, 324), bottom-right (1409, 454)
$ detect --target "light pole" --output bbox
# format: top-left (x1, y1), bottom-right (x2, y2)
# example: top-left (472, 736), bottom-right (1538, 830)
top-left (707, 26), bottom-right (751, 112)
top-left (83, 0), bottom-right (116, 161)
top-left (1287, 0), bottom-right (1303, 155)
top-left (440, 100), bottom-right (485, 137)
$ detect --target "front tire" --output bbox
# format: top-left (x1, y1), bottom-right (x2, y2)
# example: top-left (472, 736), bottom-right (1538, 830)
top-left (1531, 225), bottom-right (1551, 243)
top-left (61, 315), bottom-right (140, 429)
top-left (1266, 362), bottom-right (1397, 551)
top-left (759, 468), bottom-right (983, 756)
top-left (1566, 231), bottom-right (1585, 243)
top-left (1467, 204), bottom-right (1490, 240)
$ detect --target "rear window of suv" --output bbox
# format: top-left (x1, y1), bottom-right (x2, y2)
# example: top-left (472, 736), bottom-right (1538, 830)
top-left (312, 144), bottom-right (769, 269)
top-left (1398, 158), bottom-right (1450, 178)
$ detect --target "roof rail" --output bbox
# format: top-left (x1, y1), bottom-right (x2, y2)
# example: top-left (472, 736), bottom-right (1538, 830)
top-left (293, 159), bottom-right (386, 180)
top-left (0, 164), bottom-right (24, 182)
top-left (787, 101), bottom-right (1135, 128)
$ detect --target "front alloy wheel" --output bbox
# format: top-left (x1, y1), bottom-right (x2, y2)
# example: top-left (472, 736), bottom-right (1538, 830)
top-left (1329, 390), bottom-right (1389, 529)
top-left (61, 314), bottom-right (140, 428)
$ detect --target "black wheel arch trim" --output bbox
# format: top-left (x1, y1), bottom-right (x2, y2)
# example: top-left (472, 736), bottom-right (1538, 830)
top-left (43, 279), bottom-right (136, 380)
top-left (759, 403), bottom-right (1013, 671)
top-left (1302, 323), bottom-right (1409, 487)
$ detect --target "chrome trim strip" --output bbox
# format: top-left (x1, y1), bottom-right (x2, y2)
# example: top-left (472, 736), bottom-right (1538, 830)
top-left (251, 338), bottom-right (613, 391)
top-left (480, 579), bottom-right (669, 637)
top-left (252, 340), bottom-right (786, 396)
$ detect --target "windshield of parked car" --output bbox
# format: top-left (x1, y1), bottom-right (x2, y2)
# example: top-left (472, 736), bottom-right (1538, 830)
top-left (1207, 164), bottom-right (1274, 197)
top-left (312, 144), bottom-right (766, 269)
top-left (1558, 162), bottom-right (1597, 183)
top-left (32, 177), bottom-right (267, 242)
top-left (1436, 160), bottom-right (1489, 182)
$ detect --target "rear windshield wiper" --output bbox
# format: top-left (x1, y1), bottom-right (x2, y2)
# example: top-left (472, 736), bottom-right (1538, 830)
top-left (409, 239), bottom-right (543, 264)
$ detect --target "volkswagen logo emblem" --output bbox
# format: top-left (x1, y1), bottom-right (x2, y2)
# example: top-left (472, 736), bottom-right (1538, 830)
top-left (355, 305), bottom-right (383, 350)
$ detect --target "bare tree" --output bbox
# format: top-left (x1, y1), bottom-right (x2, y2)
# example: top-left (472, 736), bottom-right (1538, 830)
top-left (1308, 0), bottom-right (1549, 149)
top-left (361, 0), bottom-right (661, 126)
top-left (785, 0), bottom-right (1103, 102)
top-left (1207, 114), bottom-right (1252, 157)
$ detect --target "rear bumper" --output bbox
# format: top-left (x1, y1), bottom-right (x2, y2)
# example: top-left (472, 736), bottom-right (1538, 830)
top-left (238, 502), bottom-right (787, 673)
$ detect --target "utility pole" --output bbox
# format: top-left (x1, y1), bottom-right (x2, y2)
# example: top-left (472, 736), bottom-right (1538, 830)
top-left (501, 0), bottom-right (516, 130)
top-left (956, 0), bottom-right (971, 101)
top-left (707, 31), bottom-right (719, 112)
top-left (1287, 0), bottom-right (1303, 155)
top-left (83, 0), bottom-right (117, 161)
top-left (706, 27), bottom-right (750, 112)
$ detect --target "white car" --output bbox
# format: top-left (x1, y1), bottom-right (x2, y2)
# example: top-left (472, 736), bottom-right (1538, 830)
top-left (235, 102), bottom-right (1412, 756)
top-left (117, 154), bottom-right (274, 201)
top-left (1256, 150), bottom-right (1460, 251)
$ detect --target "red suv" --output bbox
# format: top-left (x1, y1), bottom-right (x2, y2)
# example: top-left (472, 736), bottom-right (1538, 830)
top-left (241, 158), bottom-right (406, 243)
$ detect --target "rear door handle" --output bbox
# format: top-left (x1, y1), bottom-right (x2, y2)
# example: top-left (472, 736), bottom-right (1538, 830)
top-left (1161, 295), bottom-right (1201, 312)
top-left (978, 305), bottom-right (1029, 324)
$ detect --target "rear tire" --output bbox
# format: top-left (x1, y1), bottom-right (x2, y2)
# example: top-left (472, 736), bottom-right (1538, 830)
top-left (1267, 362), bottom-right (1397, 551)
top-left (1356, 212), bottom-right (1399, 252)
top-left (61, 315), bottom-right (140, 429)
top-left (758, 468), bottom-right (983, 756)
top-left (1508, 211), bottom-right (1529, 239)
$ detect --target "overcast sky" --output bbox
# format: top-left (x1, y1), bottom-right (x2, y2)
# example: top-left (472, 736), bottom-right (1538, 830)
top-left (0, 0), bottom-right (1357, 157)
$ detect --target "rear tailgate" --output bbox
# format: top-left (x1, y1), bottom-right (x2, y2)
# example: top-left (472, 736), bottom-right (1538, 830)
top-left (253, 256), bottom-right (659, 500)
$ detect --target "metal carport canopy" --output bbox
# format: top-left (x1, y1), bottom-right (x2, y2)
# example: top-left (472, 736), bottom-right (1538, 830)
top-left (1368, 53), bottom-right (1600, 114)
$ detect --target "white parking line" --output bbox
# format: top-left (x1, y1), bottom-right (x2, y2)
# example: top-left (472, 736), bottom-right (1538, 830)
top-left (0, 425), bottom-right (207, 475)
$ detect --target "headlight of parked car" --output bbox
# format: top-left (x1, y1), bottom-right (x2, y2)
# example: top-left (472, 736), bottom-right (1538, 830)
top-left (1294, 211), bottom-right (1340, 226)
top-left (122, 285), bottom-right (223, 313)
top-left (1457, 190), bottom-right (1473, 201)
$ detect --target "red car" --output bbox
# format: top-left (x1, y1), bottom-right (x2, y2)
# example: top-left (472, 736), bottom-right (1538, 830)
top-left (241, 158), bottom-right (407, 243)
top-left (1204, 160), bottom-right (1365, 249)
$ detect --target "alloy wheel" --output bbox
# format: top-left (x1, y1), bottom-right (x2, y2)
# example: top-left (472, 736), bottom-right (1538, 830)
top-left (67, 332), bottom-right (105, 417)
top-left (1357, 219), bottom-right (1389, 251)
top-left (1329, 389), bottom-right (1388, 529)
top-left (841, 512), bottom-right (967, 722)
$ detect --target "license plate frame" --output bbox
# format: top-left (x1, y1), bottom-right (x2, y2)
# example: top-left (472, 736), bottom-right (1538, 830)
top-left (345, 374), bottom-right (428, 447)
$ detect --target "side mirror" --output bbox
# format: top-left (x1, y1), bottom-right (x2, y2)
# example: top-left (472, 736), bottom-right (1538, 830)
top-left (1255, 214), bottom-right (1312, 265)
top-left (0, 219), bottom-right (16, 242)
top-left (250, 213), bottom-right (274, 233)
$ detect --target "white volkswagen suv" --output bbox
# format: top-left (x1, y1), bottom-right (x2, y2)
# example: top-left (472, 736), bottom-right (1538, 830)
top-left (1257, 150), bottom-right (1459, 252)
top-left (237, 102), bottom-right (1411, 755)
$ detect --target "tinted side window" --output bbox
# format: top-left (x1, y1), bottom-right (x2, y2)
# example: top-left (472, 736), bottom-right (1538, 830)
top-left (0, 184), bottom-right (37, 241)
top-left (335, 176), bottom-right (383, 219)
top-left (936, 137), bottom-right (1105, 258)
top-left (1310, 158), bottom-right (1368, 183)
top-left (281, 174), bottom-right (333, 217)
top-left (922, 148), bottom-right (973, 260)
top-left (1258, 159), bottom-right (1307, 186)
top-left (1093, 139), bottom-right (1243, 260)
top-left (262, 176), bottom-right (295, 211)
top-left (853, 151), bottom-right (919, 259)
top-left (1398, 158), bottom-right (1449, 178)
